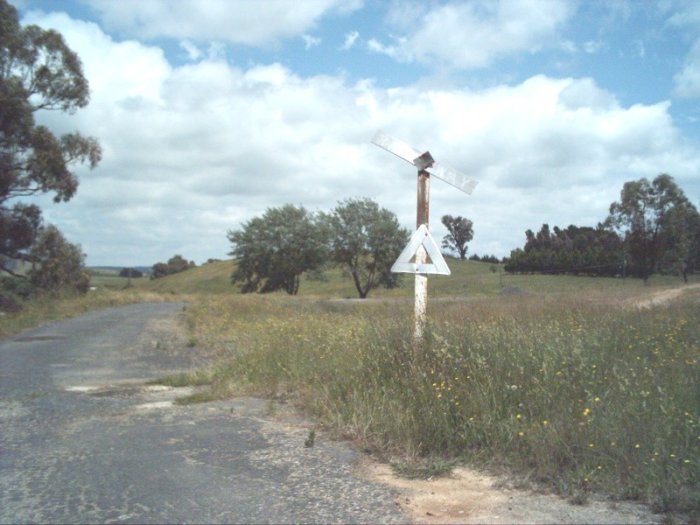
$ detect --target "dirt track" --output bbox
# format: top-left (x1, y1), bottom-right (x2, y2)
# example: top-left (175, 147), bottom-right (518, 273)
top-left (363, 462), bottom-right (661, 524)
top-left (632, 282), bottom-right (700, 309)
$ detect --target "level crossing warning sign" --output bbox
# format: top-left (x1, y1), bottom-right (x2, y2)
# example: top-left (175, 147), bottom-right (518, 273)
top-left (391, 224), bottom-right (451, 276)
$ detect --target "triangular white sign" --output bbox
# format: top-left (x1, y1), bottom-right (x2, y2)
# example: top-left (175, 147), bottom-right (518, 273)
top-left (391, 224), bottom-right (451, 275)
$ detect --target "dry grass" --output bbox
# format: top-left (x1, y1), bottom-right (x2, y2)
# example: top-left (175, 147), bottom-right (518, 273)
top-left (181, 289), bottom-right (699, 517)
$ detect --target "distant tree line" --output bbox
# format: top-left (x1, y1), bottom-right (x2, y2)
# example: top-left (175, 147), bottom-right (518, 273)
top-left (468, 254), bottom-right (503, 264)
top-left (505, 224), bottom-right (623, 276)
top-left (506, 174), bottom-right (700, 281)
top-left (119, 268), bottom-right (144, 278)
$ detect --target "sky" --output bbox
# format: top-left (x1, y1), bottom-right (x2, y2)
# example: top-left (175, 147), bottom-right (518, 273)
top-left (9, 0), bottom-right (700, 267)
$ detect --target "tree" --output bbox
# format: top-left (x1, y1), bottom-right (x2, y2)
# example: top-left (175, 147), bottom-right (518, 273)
top-left (0, 0), bottom-right (100, 275)
top-left (441, 215), bottom-right (473, 260)
top-left (119, 268), bottom-right (143, 278)
top-left (27, 225), bottom-right (89, 294)
top-left (150, 255), bottom-right (196, 279)
top-left (505, 223), bottom-right (623, 276)
top-left (228, 204), bottom-right (328, 295)
top-left (605, 174), bottom-right (698, 282)
top-left (324, 198), bottom-right (408, 299)
top-left (657, 198), bottom-right (700, 282)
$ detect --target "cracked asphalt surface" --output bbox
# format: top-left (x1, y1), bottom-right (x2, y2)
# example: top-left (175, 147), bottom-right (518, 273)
top-left (0, 303), bottom-right (407, 524)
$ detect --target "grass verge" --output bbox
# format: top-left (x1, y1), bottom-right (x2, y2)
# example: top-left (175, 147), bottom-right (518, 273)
top-left (182, 291), bottom-right (699, 518)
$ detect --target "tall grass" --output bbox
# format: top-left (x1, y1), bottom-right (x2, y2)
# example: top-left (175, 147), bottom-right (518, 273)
top-left (186, 291), bottom-right (699, 516)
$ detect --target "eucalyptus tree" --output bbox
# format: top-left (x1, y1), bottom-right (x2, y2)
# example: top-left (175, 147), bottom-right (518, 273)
top-left (229, 205), bottom-right (328, 295)
top-left (606, 174), bottom-right (699, 282)
top-left (325, 198), bottom-right (408, 299)
top-left (0, 0), bottom-right (100, 290)
top-left (28, 225), bottom-right (90, 294)
top-left (440, 215), bottom-right (473, 260)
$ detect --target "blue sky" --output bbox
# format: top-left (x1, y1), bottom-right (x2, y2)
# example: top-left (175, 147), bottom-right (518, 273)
top-left (10, 0), bottom-right (700, 266)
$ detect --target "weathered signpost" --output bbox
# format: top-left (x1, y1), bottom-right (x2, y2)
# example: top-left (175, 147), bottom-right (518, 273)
top-left (371, 131), bottom-right (477, 340)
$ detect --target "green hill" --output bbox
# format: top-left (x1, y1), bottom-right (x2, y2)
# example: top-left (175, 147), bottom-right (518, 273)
top-left (133, 258), bottom-right (693, 298)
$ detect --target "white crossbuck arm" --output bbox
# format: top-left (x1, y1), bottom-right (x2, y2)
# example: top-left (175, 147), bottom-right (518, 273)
top-left (371, 131), bottom-right (478, 195)
top-left (371, 131), bottom-right (421, 165)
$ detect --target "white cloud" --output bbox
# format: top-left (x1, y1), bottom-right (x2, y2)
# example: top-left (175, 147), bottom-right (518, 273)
top-left (669, 1), bottom-right (700, 98)
top-left (560, 40), bottom-right (602, 55)
top-left (560, 40), bottom-right (578, 53)
top-left (370, 0), bottom-right (576, 69)
top-left (674, 40), bottom-right (700, 98)
top-left (21, 10), bottom-right (700, 266)
top-left (82, 0), bottom-right (360, 46)
top-left (367, 37), bottom-right (407, 61)
top-left (302, 34), bottom-right (322, 50)
top-left (179, 40), bottom-right (202, 61)
top-left (342, 30), bottom-right (359, 50)
top-left (583, 40), bottom-right (603, 54)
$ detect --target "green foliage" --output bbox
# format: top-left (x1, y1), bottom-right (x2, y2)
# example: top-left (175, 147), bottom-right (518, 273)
top-left (228, 204), bottom-right (328, 295)
top-left (26, 225), bottom-right (89, 294)
top-left (470, 253), bottom-right (501, 263)
top-left (304, 429), bottom-right (316, 448)
top-left (506, 175), bottom-right (699, 283)
top-left (0, 0), bottom-right (100, 291)
top-left (441, 215), bottom-right (474, 260)
top-left (324, 198), bottom-right (408, 298)
top-left (174, 391), bottom-right (218, 405)
top-left (118, 267), bottom-right (143, 278)
top-left (506, 223), bottom-right (623, 276)
top-left (606, 174), bottom-right (700, 282)
top-left (0, 275), bottom-right (32, 311)
top-left (392, 458), bottom-right (456, 479)
top-left (151, 255), bottom-right (196, 279)
top-left (150, 370), bottom-right (213, 388)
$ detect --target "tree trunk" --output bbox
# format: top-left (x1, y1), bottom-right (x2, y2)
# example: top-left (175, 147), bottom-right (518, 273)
top-left (351, 270), bottom-right (367, 299)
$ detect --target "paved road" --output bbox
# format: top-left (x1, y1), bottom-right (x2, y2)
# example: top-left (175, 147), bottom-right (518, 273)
top-left (0, 303), bottom-right (407, 524)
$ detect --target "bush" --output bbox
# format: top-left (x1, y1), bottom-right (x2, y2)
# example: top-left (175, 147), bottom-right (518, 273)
top-left (151, 255), bottom-right (196, 279)
top-left (119, 268), bottom-right (143, 278)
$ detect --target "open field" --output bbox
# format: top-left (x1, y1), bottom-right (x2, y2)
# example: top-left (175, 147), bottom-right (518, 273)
top-left (88, 268), bottom-right (147, 291)
top-left (165, 266), bottom-right (699, 519)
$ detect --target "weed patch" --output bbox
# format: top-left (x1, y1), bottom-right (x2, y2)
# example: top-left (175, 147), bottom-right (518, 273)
top-left (173, 391), bottom-right (218, 405)
top-left (150, 370), bottom-right (212, 388)
top-left (391, 458), bottom-right (456, 480)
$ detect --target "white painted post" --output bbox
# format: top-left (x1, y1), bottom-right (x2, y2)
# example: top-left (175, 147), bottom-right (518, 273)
top-left (415, 168), bottom-right (430, 340)
top-left (414, 250), bottom-right (428, 340)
